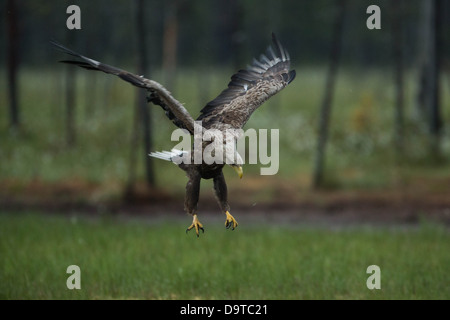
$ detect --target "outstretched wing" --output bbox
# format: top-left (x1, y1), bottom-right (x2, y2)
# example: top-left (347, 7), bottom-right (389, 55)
top-left (197, 33), bottom-right (296, 130)
top-left (51, 41), bottom-right (195, 134)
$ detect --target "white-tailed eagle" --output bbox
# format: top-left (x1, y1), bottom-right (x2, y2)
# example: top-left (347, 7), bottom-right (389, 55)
top-left (52, 33), bottom-right (295, 236)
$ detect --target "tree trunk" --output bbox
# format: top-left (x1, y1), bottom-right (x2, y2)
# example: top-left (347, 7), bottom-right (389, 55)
top-left (127, 95), bottom-right (141, 196)
top-left (133, 0), bottom-right (154, 188)
top-left (416, 0), bottom-right (442, 157)
top-left (312, 0), bottom-right (346, 189)
top-left (65, 31), bottom-right (76, 147)
top-left (84, 39), bottom-right (97, 119)
top-left (429, 0), bottom-right (443, 155)
top-left (6, 0), bottom-right (20, 130)
top-left (162, 0), bottom-right (178, 92)
top-left (392, 0), bottom-right (405, 151)
top-left (229, 0), bottom-right (245, 70)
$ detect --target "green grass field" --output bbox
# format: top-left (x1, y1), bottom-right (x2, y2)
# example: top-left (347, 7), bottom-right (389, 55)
top-left (1, 66), bottom-right (449, 300)
top-left (1, 212), bottom-right (448, 300)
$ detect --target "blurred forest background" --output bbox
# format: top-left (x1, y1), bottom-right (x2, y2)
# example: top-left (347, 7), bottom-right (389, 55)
top-left (1, 0), bottom-right (450, 220)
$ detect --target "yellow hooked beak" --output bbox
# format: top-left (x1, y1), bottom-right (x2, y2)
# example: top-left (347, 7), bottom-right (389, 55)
top-left (233, 165), bottom-right (243, 179)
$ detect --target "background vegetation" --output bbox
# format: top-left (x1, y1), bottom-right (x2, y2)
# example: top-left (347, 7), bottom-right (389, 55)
top-left (1, 0), bottom-right (449, 300)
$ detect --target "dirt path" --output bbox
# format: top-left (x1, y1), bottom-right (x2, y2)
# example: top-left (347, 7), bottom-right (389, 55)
top-left (1, 179), bottom-right (449, 227)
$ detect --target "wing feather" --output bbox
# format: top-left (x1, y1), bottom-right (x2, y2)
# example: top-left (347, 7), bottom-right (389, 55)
top-left (52, 41), bottom-right (195, 134)
top-left (197, 33), bottom-right (296, 130)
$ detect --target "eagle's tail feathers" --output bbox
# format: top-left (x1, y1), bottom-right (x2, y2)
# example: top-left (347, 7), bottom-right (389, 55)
top-left (149, 149), bottom-right (188, 163)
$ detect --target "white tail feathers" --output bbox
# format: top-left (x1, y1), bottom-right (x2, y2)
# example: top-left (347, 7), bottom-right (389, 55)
top-left (149, 149), bottom-right (188, 163)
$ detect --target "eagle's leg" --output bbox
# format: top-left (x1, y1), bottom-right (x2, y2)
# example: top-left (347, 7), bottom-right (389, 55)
top-left (185, 170), bottom-right (204, 237)
top-left (213, 172), bottom-right (238, 230)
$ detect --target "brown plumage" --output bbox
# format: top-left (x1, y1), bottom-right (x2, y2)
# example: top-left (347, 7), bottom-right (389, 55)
top-left (52, 33), bottom-right (295, 236)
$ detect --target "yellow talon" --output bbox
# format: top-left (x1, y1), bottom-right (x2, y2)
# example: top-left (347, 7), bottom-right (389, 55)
top-left (224, 211), bottom-right (238, 230)
top-left (186, 214), bottom-right (204, 237)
